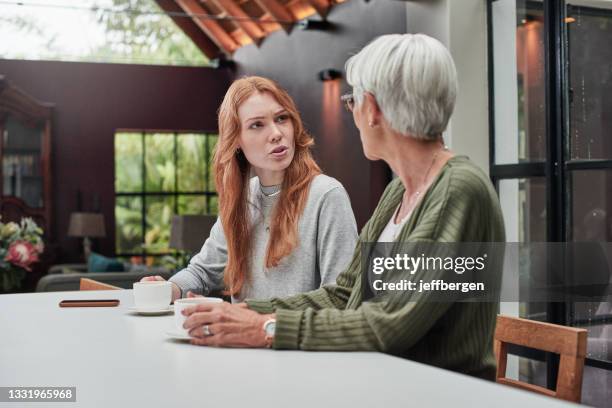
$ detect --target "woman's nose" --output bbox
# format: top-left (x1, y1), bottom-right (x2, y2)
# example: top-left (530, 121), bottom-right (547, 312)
top-left (269, 124), bottom-right (282, 142)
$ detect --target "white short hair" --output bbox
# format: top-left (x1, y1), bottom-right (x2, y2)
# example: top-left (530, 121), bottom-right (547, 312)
top-left (345, 34), bottom-right (458, 141)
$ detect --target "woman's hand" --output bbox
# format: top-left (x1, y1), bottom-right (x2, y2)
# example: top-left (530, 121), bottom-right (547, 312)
top-left (139, 276), bottom-right (181, 302)
top-left (140, 275), bottom-right (165, 282)
top-left (182, 302), bottom-right (273, 348)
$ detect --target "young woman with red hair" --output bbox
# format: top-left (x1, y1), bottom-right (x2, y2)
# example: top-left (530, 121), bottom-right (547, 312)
top-left (144, 76), bottom-right (357, 302)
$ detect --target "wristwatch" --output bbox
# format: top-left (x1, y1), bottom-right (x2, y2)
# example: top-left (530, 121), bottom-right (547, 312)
top-left (262, 318), bottom-right (276, 348)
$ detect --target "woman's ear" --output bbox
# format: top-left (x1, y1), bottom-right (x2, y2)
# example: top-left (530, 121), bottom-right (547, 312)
top-left (363, 92), bottom-right (382, 127)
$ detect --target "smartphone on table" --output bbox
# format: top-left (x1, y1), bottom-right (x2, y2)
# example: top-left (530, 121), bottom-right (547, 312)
top-left (59, 299), bottom-right (120, 307)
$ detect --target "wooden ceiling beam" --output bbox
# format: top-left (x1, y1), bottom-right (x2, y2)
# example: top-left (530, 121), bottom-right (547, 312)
top-left (304, 0), bottom-right (330, 19)
top-left (258, 12), bottom-right (283, 33)
top-left (174, 0), bottom-right (240, 55)
top-left (253, 0), bottom-right (295, 33)
top-left (155, 0), bottom-right (221, 58)
top-left (211, 0), bottom-right (266, 45)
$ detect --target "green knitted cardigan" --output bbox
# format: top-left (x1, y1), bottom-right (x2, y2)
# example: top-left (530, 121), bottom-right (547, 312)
top-left (247, 156), bottom-right (505, 378)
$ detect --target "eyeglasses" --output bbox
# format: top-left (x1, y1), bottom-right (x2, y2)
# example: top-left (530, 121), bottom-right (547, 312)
top-left (340, 93), bottom-right (355, 112)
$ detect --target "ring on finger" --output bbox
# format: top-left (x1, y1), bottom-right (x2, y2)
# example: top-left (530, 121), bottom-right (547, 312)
top-left (202, 325), bottom-right (212, 336)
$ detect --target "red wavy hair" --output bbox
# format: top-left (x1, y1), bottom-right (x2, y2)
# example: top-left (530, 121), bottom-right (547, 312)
top-left (214, 76), bottom-right (321, 296)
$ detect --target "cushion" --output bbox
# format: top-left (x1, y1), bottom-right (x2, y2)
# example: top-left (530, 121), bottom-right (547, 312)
top-left (87, 252), bottom-right (125, 273)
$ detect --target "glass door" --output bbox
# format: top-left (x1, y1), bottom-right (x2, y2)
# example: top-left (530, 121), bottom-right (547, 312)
top-left (490, 1), bottom-right (612, 405)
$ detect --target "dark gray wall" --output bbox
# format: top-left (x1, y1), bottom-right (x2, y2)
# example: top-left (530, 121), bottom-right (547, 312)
top-left (233, 0), bottom-right (407, 228)
top-left (0, 59), bottom-right (232, 262)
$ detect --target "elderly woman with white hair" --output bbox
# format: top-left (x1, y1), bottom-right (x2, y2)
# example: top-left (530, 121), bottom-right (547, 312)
top-left (179, 34), bottom-right (505, 379)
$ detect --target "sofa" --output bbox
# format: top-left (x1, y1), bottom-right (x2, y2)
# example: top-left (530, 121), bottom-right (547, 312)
top-left (36, 264), bottom-right (175, 292)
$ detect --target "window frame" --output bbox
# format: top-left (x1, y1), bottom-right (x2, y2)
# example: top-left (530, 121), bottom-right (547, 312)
top-left (487, 0), bottom-right (612, 385)
top-left (114, 129), bottom-right (218, 258)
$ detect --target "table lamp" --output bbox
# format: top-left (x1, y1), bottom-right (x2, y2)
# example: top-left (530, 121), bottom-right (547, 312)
top-left (169, 215), bottom-right (216, 255)
top-left (68, 212), bottom-right (106, 260)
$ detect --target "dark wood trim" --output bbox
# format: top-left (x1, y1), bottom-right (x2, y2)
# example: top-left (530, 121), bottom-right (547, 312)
top-left (0, 76), bottom-right (54, 239)
top-left (0, 76), bottom-right (53, 126)
top-left (42, 119), bottom-right (53, 238)
top-left (0, 197), bottom-right (47, 232)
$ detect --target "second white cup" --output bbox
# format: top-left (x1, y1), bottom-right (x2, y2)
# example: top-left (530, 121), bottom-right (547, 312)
top-left (174, 297), bottom-right (223, 336)
top-left (133, 281), bottom-right (172, 310)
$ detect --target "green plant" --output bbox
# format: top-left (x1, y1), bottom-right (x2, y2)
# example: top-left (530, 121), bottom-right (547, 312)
top-left (93, 0), bottom-right (208, 66)
top-left (159, 253), bottom-right (191, 271)
top-left (1, 0), bottom-right (208, 66)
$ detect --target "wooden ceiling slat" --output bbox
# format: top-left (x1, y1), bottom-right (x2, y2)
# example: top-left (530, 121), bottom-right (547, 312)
top-left (155, 0), bottom-right (221, 58)
top-left (202, 0), bottom-right (223, 14)
top-left (258, 12), bottom-right (283, 33)
top-left (303, 0), bottom-right (329, 18)
top-left (252, 0), bottom-right (295, 33)
top-left (285, 1), bottom-right (315, 20)
top-left (174, 0), bottom-right (240, 54)
top-left (230, 28), bottom-right (254, 46)
top-left (211, 0), bottom-right (266, 45)
top-left (240, 0), bottom-right (266, 18)
top-left (199, 0), bottom-right (238, 42)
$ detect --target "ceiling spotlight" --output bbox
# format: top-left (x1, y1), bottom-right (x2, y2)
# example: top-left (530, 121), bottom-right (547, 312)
top-left (210, 57), bottom-right (236, 70)
top-left (519, 15), bottom-right (538, 26)
top-left (318, 69), bottom-right (342, 82)
top-left (297, 19), bottom-right (333, 31)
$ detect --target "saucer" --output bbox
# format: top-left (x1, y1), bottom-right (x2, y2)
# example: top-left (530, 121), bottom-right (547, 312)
top-left (165, 329), bottom-right (192, 341)
top-left (129, 305), bottom-right (173, 316)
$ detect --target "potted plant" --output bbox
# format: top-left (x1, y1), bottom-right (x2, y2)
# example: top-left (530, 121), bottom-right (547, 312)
top-left (0, 217), bottom-right (44, 292)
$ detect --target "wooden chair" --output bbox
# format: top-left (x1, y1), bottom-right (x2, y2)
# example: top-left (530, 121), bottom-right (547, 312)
top-left (79, 278), bottom-right (121, 291)
top-left (494, 315), bottom-right (587, 403)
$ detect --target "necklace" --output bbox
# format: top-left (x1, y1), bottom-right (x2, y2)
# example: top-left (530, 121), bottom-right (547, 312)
top-left (394, 144), bottom-right (448, 226)
top-left (260, 183), bottom-right (281, 197)
top-left (259, 184), bottom-right (281, 233)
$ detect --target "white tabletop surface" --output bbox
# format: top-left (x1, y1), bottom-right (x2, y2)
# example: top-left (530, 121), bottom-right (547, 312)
top-left (0, 290), bottom-right (578, 408)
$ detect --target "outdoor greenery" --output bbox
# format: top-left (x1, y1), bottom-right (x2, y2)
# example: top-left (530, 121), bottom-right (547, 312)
top-left (115, 132), bottom-right (218, 258)
top-left (93, 0), bottom-right (208, 65)
top-left (0, 0), bottom-right (208, 66)
top-left (0, 14), bottom-right (61, 59)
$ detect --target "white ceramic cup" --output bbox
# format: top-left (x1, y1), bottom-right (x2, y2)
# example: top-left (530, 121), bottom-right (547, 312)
top-left (132, 281), bottom-right (172, 310)
top-left (174, 297), bottom-right (223, 335)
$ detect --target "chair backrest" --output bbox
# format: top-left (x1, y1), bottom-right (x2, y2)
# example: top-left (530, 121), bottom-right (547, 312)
top-left (494, 315), bottom-right (587, 403)
top-left (79, 278), bottom-right (121, 291)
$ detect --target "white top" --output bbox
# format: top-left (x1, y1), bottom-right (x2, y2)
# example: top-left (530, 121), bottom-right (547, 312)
top-left (0, 290), bottom-right (575, 408)
top-left (377, 202), bottom-right (410, 242)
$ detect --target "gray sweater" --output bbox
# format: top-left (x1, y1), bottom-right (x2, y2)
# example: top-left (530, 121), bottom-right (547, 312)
top-left (169, 174), bottom-right (358, 302)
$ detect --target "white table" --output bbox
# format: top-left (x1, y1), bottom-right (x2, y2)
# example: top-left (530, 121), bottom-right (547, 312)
top-left (0, 290), bottom-right (577, 408)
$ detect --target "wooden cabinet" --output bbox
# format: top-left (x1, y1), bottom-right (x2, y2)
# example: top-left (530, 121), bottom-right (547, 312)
top-left (0, 75), bottom-right (53, 238)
